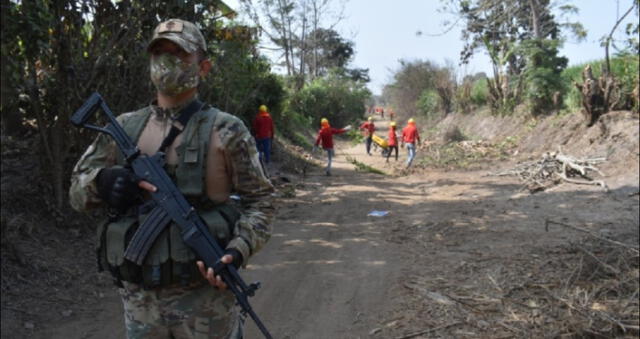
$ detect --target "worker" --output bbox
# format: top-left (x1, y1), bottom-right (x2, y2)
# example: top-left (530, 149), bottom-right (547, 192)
top-left (401, 118), bottom-right (421, 168)
top-left (359, 116), bottom-right (375, 156)
top-left (252, 104), bottom-right (274, 165)
top-left (386, 121), bottom-right (399, 162)
top-left (314, 118), bottom-right (350, 176)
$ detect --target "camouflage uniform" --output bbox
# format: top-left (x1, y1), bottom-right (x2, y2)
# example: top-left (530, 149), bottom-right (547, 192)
top-left (69, 19), bottom-right (274, 339)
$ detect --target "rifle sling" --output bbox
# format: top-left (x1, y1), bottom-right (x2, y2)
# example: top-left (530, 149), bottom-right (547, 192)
top-left (158, 99), bottom-right (205, 153)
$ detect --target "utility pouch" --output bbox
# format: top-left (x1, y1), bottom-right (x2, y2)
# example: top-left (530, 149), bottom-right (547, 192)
top-left (103, 216), bottom-right (142, 284)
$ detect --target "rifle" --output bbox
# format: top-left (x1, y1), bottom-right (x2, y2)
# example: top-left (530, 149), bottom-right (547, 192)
top-left (71, 92), bottom-right (273, 339)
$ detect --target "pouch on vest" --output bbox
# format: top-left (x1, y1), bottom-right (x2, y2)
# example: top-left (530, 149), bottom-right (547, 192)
top-left (102, 216), bottom-right (143, 283)
top-left (175, 108), bottom-right (219, 196)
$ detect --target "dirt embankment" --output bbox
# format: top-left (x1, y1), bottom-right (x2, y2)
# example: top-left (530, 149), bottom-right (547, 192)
top-left (431, 110), bottom-right (639, 178)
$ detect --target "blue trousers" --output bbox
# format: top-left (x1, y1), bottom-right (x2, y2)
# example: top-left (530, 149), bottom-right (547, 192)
top-left (325, 148), bottom-right (335, 173)
top-left (406, 143), bottom-right (416, 167)
top-left (255, 138), bottom-right (272, 164)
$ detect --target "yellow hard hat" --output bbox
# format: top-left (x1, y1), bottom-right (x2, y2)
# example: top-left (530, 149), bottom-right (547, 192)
top-left (390, 121), bottom-right (396, 127)
top-left (408, 118), bottom-right (415, 124)
top-left (321, 118), bottom-right (329, 124)
top-left (368, 116), bottom-right (373, 121)
top-left (259, 105), bottom-right (268, 112)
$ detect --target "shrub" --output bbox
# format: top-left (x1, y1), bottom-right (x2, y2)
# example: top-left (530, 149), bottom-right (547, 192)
top-left (470, 78), bottom-right (489, 107)
top-left (287, 71), bottom-right (371, 129)
top-left (416, 89), bottom-right (439, 118)
top-left (443, 125), bottom-right (467, 143)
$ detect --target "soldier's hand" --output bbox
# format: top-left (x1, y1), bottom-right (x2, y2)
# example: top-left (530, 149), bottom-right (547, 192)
top-left (196, 255), bottom-right (234, 289)
top-left (97, 167), bottom-right (144, 211)
top-left (138, 181), bottom-right (157, 192)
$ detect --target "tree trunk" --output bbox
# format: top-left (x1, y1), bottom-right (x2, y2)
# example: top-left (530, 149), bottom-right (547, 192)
top-left (574, 65), bottom-right (605, 126)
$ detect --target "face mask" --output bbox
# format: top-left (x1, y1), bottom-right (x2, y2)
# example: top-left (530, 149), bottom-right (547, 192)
top-left (150, 53), bottom-right (200, 96)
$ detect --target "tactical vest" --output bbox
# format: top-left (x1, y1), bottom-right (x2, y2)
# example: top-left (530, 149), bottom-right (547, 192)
top-left (96, 105), bottom-right (241, 288)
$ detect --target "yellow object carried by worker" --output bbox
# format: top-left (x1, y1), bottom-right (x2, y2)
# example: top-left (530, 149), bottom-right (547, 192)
top-left (372, 134), bottom-right (388, 148)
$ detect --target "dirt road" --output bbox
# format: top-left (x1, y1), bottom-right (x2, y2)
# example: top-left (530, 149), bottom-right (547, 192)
top-left (27, 118), bottom-right (639, 338)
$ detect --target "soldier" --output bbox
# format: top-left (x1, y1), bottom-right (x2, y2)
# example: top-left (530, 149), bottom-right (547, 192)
top-left (69, 19), bottom-right (274, 339)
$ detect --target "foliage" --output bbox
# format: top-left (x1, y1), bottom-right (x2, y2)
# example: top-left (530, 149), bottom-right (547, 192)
top-left (0, 0), bottom-right (282, 211)
top-left (519, 39), bottom-right (568, 116)
top-left (382, 59), bottom-right (449, 120)
top-left (470, 77), bottom-right (489, 106)
top-left (416, 90), bottom-right (440, 118)
top-left (441, 0), bottom-right (583, 114)
top-left (287, 70), bottom-right (371, 129)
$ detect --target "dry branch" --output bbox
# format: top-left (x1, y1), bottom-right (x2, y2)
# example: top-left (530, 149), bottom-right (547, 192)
top-left (492, 152), bottom-right (607, 192)
top-left (545, 219), bottom-right (640, 253)
top-left (395, 322), bottom-right (462, 339)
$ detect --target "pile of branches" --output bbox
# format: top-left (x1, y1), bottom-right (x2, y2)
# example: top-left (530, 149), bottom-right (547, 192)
top-left (493, 151), bottom-right (607, 192)
top-left (498, 222), bottom-right (640, 338)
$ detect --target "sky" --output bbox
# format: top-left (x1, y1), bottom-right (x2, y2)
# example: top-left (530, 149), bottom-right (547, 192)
top-left (226, 0), bottom-right (639, 96)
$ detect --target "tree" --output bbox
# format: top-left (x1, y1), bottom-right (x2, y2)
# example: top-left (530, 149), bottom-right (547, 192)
top-left (442, 0), bottom-right (584, 114)
top-left (239, 0), bottom-right (347, 83)
top-left (0, 0), bottom-right (281, 213)
top-left (382, 60), bottom-right (439, 119)
top-left (300, 28), bottom-right (354, 76)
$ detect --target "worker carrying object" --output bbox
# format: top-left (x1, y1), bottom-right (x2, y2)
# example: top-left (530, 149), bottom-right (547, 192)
top-left (359, 116), bottom-right (376, 156)
top-left (386, 121), bottom-right (399, 162)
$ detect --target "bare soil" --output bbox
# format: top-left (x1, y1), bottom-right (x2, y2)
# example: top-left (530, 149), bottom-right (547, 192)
top-left (2, 112), bottom-right (638, 339)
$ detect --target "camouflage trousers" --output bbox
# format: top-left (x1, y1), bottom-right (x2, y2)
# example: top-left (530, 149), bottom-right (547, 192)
top-left (119, 281), bottom-right (243, 339)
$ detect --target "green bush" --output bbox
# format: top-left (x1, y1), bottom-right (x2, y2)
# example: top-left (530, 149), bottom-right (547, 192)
top-left (520, 39), bottom-right (568, 116)
top-left (416, 89), bottom-right (439, 117)
top-left (287, 70), bottom-right (371, 129)
top-left (470, 79), bottom-right (489, 106)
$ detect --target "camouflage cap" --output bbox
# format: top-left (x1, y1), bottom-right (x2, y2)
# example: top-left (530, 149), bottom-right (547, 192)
top-left (147, 19), bottom-right (207, 54)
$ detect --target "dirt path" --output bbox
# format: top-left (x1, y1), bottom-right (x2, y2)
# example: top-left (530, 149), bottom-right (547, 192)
top-left (26, 118), bottom-right (639, 339)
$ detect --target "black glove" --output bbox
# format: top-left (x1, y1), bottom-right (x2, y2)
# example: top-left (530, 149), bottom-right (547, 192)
top-left (96, 167), bottom-right (142, 211)
top-left (225, 248), bottom-right (244, 269)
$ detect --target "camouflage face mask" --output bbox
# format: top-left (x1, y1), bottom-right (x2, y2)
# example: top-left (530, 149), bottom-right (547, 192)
top-left (150, 53), bottom-right (200, 96)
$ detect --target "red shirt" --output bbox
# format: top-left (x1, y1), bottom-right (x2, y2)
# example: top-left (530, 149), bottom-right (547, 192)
top-left (402, 125), bottom-right (420, 144)
top-left (388, 127), bottom-right (398, 146)
top-left (252, 112), bottom-right (274, 139)
top-left (359, 121), bottom-right (375, 136)
top-left (315, 127), bottom-right (346, 149)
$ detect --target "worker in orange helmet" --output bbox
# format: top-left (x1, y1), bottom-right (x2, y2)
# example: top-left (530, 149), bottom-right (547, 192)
top-left (359, 116), bottom-right (376, 156)
top-left (386, 121), bottom-right (399, 162)
top-left (252, 104), bottom-right (274, 165)
top-left (314, 118), bottom-right (351, 176)
top-left (401, 118), bottom-right (421, 167)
